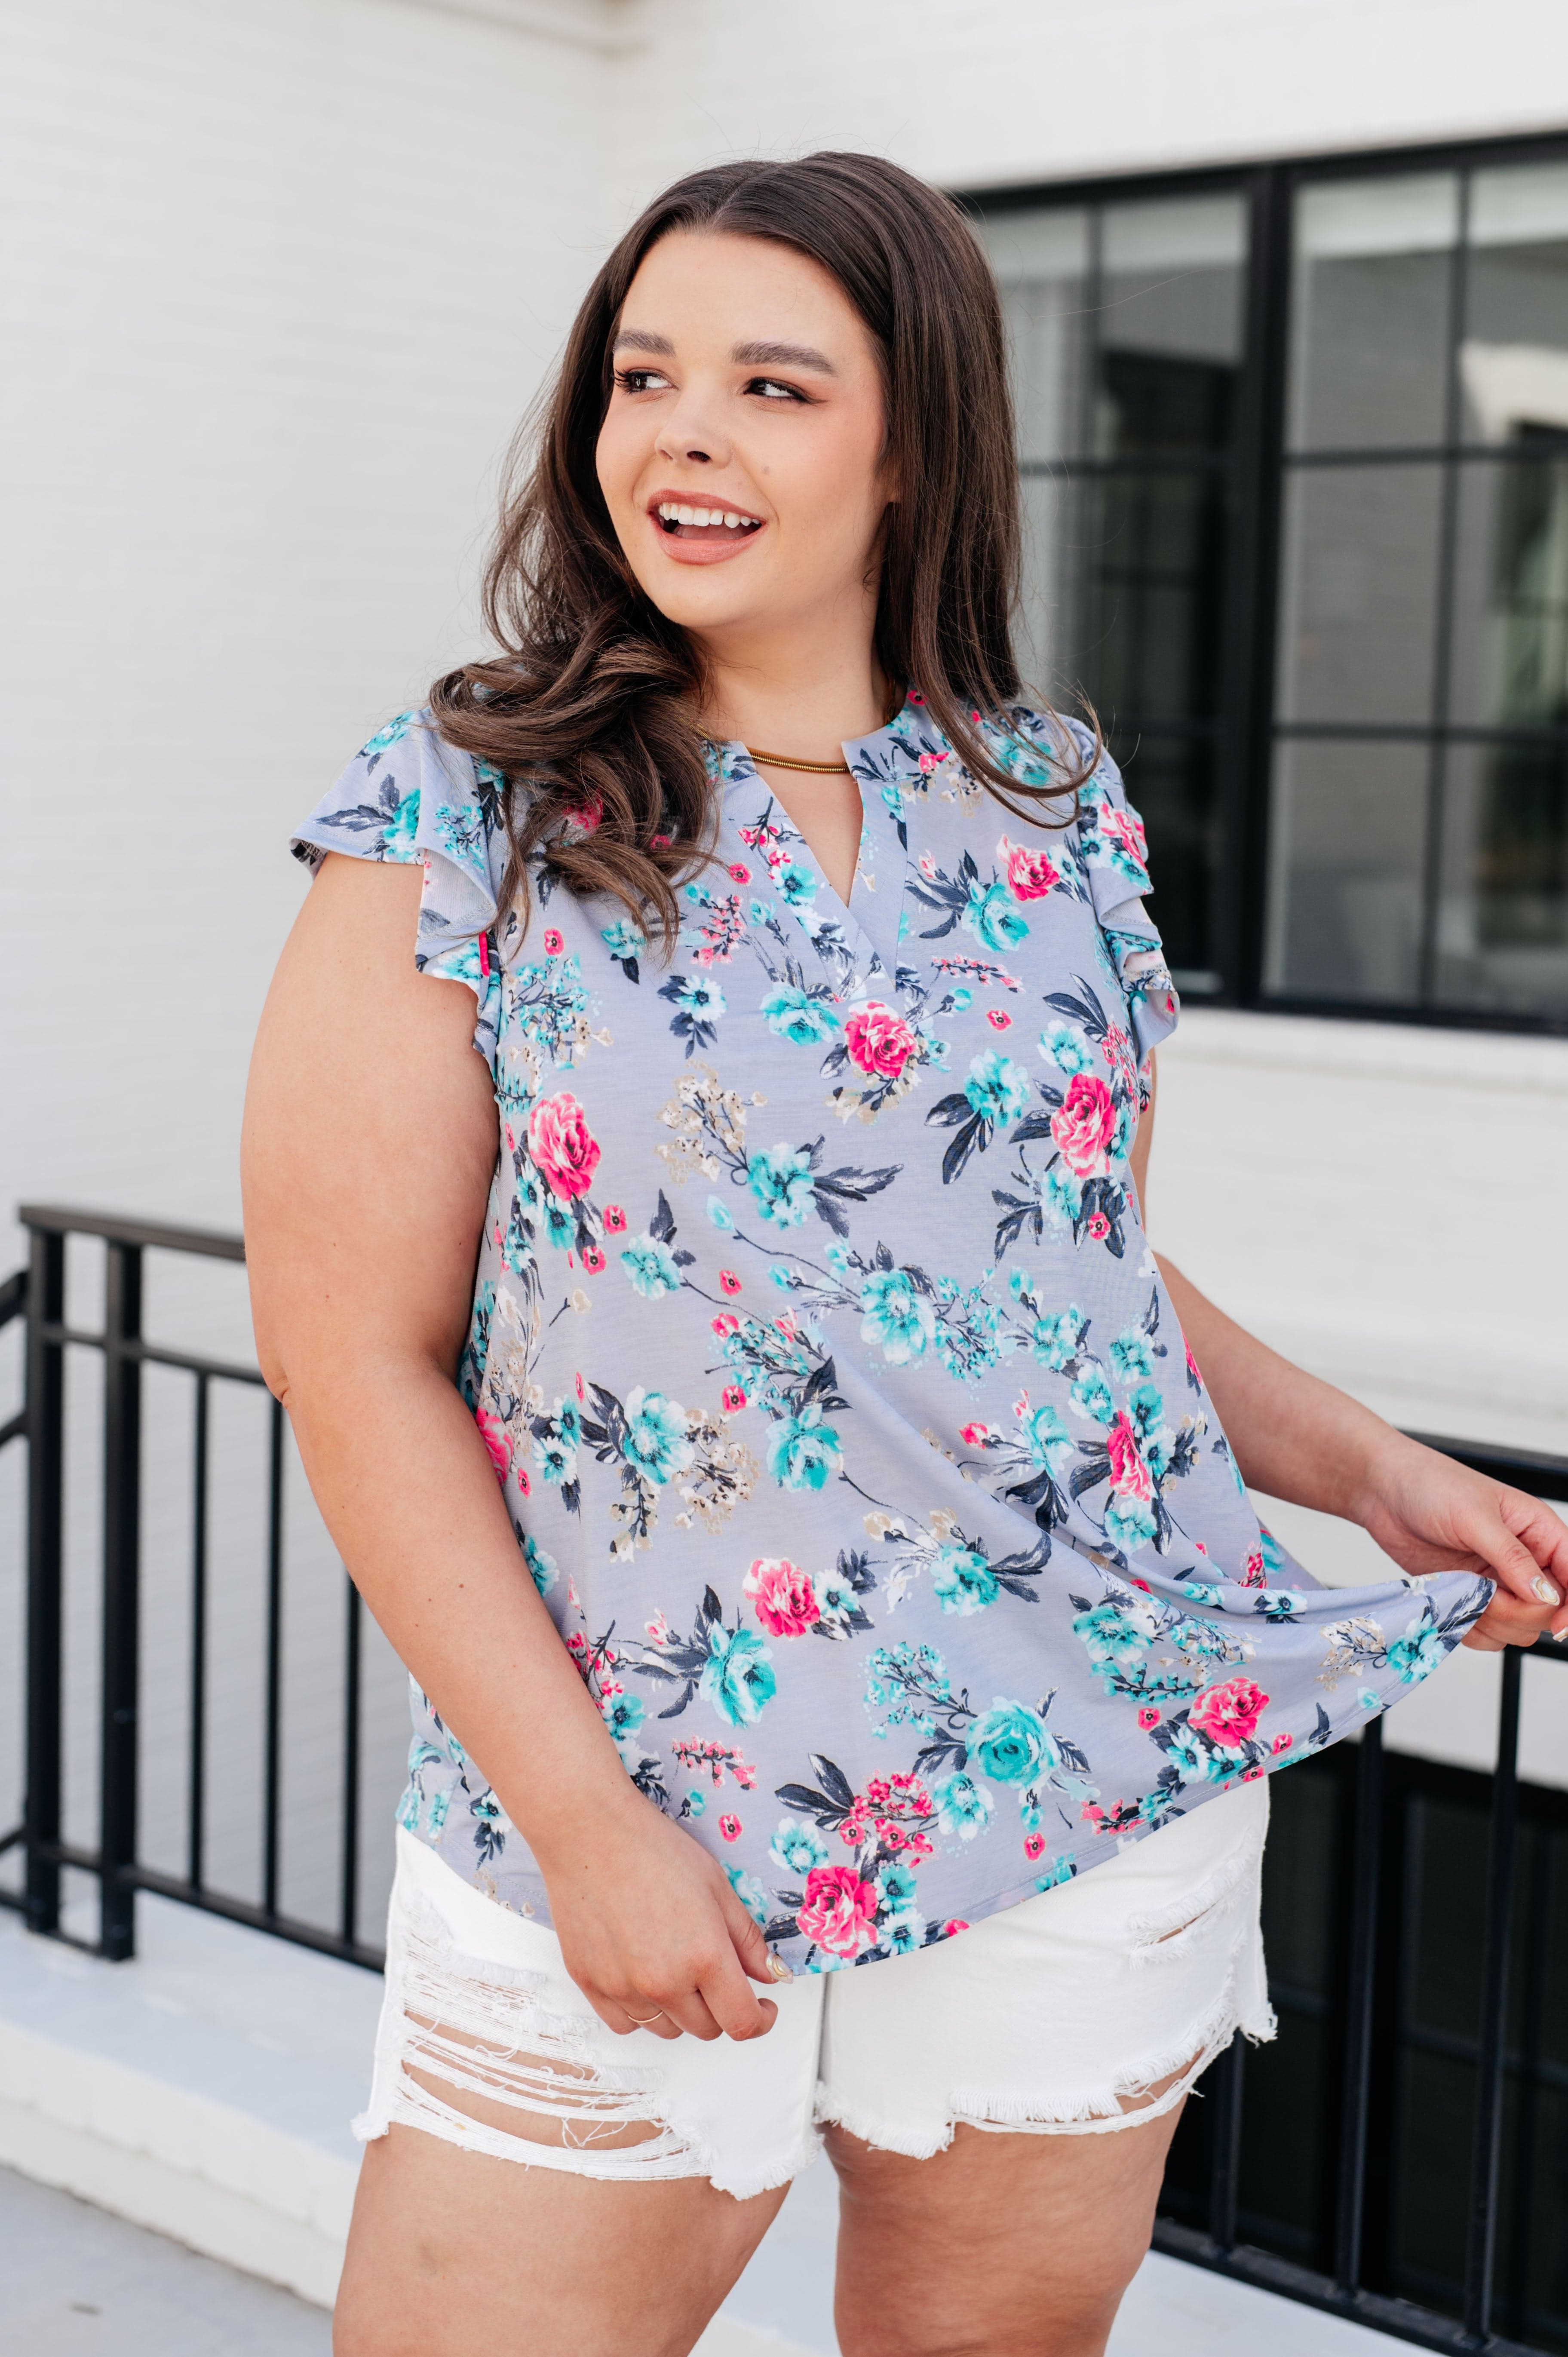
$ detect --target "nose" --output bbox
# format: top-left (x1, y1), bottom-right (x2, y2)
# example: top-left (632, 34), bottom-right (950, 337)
top-left (654, 383), bottom-right (730, 470)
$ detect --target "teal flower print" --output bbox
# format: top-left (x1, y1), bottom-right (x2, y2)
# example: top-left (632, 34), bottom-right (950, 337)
top-left (747, 1144), bottom-right (816, 1228)
top-left (761, 985), bottom-right (841, 1044)
top-left (963, 1050), bottom-right (1031, 1127)
top-left (701, 1624), bottom-right (777, 1726)
top-left (932, 1544), bottom-right (998, 1616)
top-left (725, 1864), bottom-right (770, 1926)
top-left (877, 1860), bottom-right (919, 1915)
top-left (1109, 1330), bottom-right (1156, 1383)
top-left (1071, 1367), bottom-right (1116, 1425)
top-left (1386, 1617), bottom-right (1449, 1683)
top-left (362, 709), bottom-right (419, 756)
top-left (523, 1534), bottom-right (558, 1596)
top-left (1040, 1020), bottom-right (1093, 1075)
top-left (622, 1387), bottom-right (694, 1486)
top-left (770, 1817), bottom-right (829, 1877)
top-left (1021, 1403), bottom-right (1073, 1472)
top-left (779, 862), bottom-right (818, 908)
top-left (859, 1267), bottom-right (936, 1365)
top-left (1025, 1301), bottom-right (1088, 1371)
top-left (620, 1233), bottom-right (681, 1299)
top-left (766, 1403), bottom-right (844, 1490)
top-left (601, 1691), bottom-right (646, 1752)
top-left (383, 790), bottom-right (420, 856)
top-left (972, 1699), bottom-right (1053, 1786)
top-left (964, 875), bottom-right (1029, 951)
top-left (1105, 1494), bottom-right (1158, 1553)
top-left (935, 1772), bottom-right (994, 1839)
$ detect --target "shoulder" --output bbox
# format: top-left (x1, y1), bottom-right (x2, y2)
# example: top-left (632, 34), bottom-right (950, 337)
top-left (291, 710), bottom-right (509, 878)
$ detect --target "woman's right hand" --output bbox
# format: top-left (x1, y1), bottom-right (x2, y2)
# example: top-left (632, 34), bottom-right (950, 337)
top-left (532, 1779), bottom-right (792, 2041)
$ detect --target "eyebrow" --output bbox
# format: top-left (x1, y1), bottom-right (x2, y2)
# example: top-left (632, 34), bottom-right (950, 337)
top-left (612, 328), bottom-right (838, 377)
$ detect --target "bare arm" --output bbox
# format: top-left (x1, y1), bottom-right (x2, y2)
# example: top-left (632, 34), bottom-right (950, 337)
top-left (242, 855), bottom-right (786, 2038)
top-left (1132, 1059), bottom-right (1568, 1651)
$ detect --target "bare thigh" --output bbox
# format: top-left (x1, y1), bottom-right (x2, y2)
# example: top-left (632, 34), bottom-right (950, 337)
top-left (826, 2097), bottom-right (1184, 2357)
top-left (334, 2059), bottom-right (788, 2357)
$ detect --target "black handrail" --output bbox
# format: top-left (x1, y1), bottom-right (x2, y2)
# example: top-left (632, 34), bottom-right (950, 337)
top-left (1, 1204), bottom-right (1564, 2349)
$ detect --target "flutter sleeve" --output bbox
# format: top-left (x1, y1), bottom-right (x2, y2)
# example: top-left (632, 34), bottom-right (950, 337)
top-left (289, 709), bottom-right (507, 1071)
top-left (1059, 723), bottom-right (1181, 1092)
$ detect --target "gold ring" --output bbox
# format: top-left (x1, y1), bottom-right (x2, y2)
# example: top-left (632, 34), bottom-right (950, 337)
top-left (626, 2008), bottom-right (666, 2026)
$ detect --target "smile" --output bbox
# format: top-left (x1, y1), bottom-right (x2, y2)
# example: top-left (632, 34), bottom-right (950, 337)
top-left (654, 500), bottom-right (764, 541)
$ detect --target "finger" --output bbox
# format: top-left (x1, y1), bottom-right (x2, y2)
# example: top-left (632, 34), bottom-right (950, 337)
top-left (720, 1888), bottom-right (794, 1991)
top-left (1452, 1508), bottom-right (1556, 1621)
top-left (619, 2002), bottom-right (684, 2041)
top-left (657, 1981), bottom-right (730, 2042)
top-left (696, 1938), bottom-right (778, 2042)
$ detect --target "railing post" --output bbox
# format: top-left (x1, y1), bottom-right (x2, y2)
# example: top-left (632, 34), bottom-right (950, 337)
top-left (1462, 1647), bottom-right (1522, 2345)
top-left (1334, 1712), bottom-right (1383, 2297)
top-left (24, 1230), bottom-right (63, 1936)
top-left (100, 1240), bottom-right (143, 1960)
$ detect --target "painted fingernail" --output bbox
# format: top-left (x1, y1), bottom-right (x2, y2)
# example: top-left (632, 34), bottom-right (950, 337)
top-left (1553, 1625), bottom-right (1568, 1643)
top-left (767, 1954), bottom-right (793, 1983)
top-left (1530, 1575), bottom-right (1560, 1605)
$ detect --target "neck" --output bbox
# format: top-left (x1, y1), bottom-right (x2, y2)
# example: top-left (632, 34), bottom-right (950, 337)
top-left (691, 609), bottom-right (890, 761)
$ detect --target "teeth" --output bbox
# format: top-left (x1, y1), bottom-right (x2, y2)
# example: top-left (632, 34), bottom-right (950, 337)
top-left (655, 501), bottom-right (760, 529)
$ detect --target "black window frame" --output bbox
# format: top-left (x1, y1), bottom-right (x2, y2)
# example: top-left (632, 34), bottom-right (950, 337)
top-left (960, 125), bottom-right (1568, 1040)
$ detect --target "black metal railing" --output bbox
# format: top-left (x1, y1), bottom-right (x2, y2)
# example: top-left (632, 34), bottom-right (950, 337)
top-left (1, 1205), bottom-right (1565, 2349)
top-left (0, 1204), bottom-right (379, 1968)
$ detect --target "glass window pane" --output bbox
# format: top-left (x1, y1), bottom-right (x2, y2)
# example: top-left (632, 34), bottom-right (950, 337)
top-left (1276, 463), bottom-right (1444, 724)
top-left (1080, 470), bottom-right (1229, 727)
top-left (1111, 735), bottom-right (1223, 992)
top-left (1462, 165), bottom-right (1568, 444)
top-left (1016, 471), bottom-right (1085, 705)
top-left (1435, 738), bottom-right (1568, 1018)
top-left (1096, 195), bottom-right (1246, 457)
top-left (1289, 175), bottom-right (1459, 449)
top-left (980, 208), bottom-right (1091, 463)
top-left (1264, 740), bottom-right (1430, 1003)
top-left (1448, 450), bottom-right (1568, 729)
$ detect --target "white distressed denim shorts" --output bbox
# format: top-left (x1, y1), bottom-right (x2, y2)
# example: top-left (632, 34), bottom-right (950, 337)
top-left (357, 1777), bottom-right (1273, 2202)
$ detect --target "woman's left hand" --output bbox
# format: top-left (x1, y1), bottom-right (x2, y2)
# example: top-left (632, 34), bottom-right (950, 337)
top-left (1356, 1433), bottom-right (1568, 1652)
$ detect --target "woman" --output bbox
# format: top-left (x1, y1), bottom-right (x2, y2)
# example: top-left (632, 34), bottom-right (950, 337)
top-left (242, 154), bottom-right (1567, 2357)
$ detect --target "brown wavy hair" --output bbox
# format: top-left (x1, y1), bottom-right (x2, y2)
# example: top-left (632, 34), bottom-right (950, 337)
top-left (430, 150), bottom-right (1096, 945)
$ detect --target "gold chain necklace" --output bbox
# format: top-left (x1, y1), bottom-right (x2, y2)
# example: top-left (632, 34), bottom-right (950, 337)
top-left (702, 685), bottom-right (904, 775)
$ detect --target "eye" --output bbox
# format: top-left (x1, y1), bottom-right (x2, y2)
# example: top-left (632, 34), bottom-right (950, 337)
top-left (746, 377), bottom-right (810, 403)
top-left (614, 367), bottom-right (672, 395)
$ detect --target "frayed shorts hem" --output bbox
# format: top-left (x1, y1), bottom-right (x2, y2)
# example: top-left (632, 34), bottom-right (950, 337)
top-left (361, 1780), bottom-right (1272, 2194)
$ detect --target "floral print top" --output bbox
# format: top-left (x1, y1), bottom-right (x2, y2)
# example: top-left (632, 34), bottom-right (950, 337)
top-left (291, 694), bottom-right (1489, 1973)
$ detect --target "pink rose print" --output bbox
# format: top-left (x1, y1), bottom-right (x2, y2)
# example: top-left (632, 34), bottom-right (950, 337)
top-left (474, 1405), bottom-right (511, 1482)
top-left (728, 862), bottom-right (751, 884)
top-left (1085, 1211), bottom-right (1111, 1240)
top-left (711, 1313), bottom-right (740, 1337)
top-left (1100, 806), bottom-right (1148, 869)
top-left (986, 1008), bottom-right (1013, 1030)
top-left (797, 1865), bottom-right (878, 1959)
top-left (960, 1421), bottom-right (997, 1446)
top-left (1137, 1706), bottom-right (1160, 1730)
top-left (1190, 1677), bottom-right (1270, 1750)
top-left (563, 801), bottom-right (600, 835)
top-left (1049, 1072), bottom-right (1118, 1178)
top-left (604, 1204), bottom-right (627, 1234)
top-left (651, 832), bottom-right (672, 849)
top-left (1272, 1733), bottom-right (1292, 1754)
top-left (1024, 1832), bottom-right (1046, 1860)
top-left (1105, 1412), bottom-right (1153, 1502)
top-left (526, 1092), bottom-right (601, 1199)
top-left (744, 1557), bottom-right (821, 1636)
top-left (940, 1918), bottom-right (969, 1936)
top-left (997, 834), bottom-right (1062, 900)
top-left (543, 927), bottom-right (564, 955)
top-left (1240, 1546), bottom-right (1267, 1589)
top-left (722, 1384), bottom-right (747, 1413)
top-left (719, 1270), bottom-right (742, 1295)
top-left (844, 1000), bottom-right (917, 1079)
top-left (574, 1372), bottom-right (586, 1400)
top-left (719, 1813), bottom-right (743, 1841)
top-left (580, 1244), bottom-right (605, 1274)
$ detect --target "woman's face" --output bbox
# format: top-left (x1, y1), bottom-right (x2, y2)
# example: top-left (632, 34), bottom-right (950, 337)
top-left (595, 230), bottom-right (895, 651)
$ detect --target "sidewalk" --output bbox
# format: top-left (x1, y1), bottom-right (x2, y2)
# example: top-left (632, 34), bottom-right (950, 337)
top-left (0, 1895), bottom-right (1413, 2356)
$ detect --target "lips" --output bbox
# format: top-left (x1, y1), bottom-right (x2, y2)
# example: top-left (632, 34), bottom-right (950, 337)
top-left (648, 492), bottom-right (763, 545)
